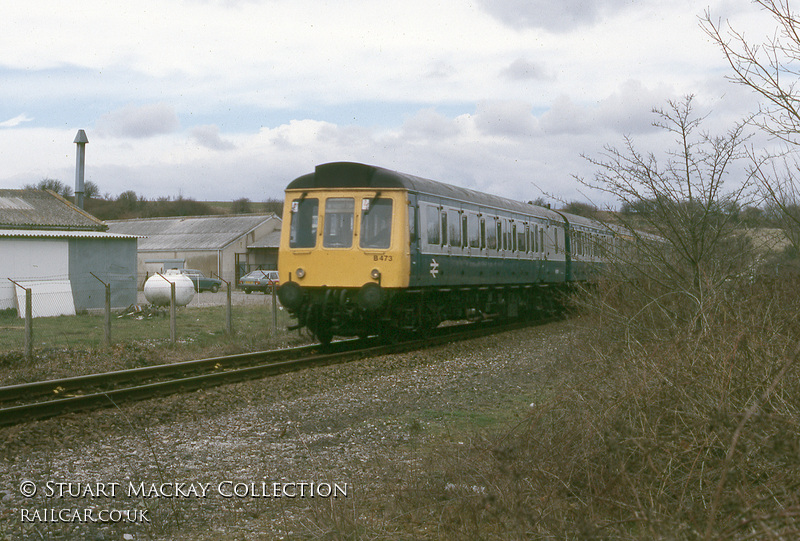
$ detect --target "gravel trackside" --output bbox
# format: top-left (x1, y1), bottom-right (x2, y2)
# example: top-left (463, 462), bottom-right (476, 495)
top-left (0, 319), bottom-right (579, 540)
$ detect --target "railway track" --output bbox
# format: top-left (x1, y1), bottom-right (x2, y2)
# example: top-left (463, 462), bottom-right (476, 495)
top-left (0, 317), bottom-right (556, 427)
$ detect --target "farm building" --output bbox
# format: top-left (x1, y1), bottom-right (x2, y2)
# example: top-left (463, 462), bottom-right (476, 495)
top-left (0, 189), bottom-right (138, 317)
top-left (105, 214), bottom-right (281, 287)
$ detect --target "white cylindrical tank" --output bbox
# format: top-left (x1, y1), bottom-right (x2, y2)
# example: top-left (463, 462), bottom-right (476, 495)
top-left (144, 270), bottom-right (196, 306)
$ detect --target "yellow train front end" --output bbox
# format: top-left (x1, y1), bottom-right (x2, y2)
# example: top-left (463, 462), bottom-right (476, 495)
top-left (277, 171), bottom-right (410, 343)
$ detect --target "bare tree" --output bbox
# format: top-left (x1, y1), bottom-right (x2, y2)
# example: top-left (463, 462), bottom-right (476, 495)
top-left (578, 95), bottom-right (753, 329)
top-left (25, 178), bottom-right (73, 197)
top-left (231, 197), bottom-right (252, 214)
top-left (703, 1), bottom-right (800, 250)
top-left (83, 181), bottom-right (100, 199)
top-left (703, 1), bottom-right (800, 144)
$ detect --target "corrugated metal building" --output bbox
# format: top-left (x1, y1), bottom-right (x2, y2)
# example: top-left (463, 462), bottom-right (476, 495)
top-left (0, 190), bottom-right (138, 316)
top-left (106, 214), bottom-right (281, 286)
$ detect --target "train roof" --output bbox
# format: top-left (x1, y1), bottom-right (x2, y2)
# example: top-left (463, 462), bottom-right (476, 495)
top-left (286, 162), bottom-right (587, 224)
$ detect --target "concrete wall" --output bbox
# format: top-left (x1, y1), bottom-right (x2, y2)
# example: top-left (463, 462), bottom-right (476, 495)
top-left (0, 236), bottom-right (137, 314)
top-left (68, 238), bottom-right (138, 310)
top-left (0, 238), bottom-right (69, 311)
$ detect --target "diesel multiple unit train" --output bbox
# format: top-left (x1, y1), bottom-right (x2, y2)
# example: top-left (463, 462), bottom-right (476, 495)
top-left (277, 162), bottom-right (614, 343)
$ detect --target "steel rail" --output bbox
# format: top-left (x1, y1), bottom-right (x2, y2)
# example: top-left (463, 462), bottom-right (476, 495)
top-left (0, 317), bottom-right (557, 427)
top-left (0, 339), bottom-right (365, 405)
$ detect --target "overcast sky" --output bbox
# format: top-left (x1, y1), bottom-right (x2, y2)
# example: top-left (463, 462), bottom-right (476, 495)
top-left (0, 0), bottom-right (777, 207)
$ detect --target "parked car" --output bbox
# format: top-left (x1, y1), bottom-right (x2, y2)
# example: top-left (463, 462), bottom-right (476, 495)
top-left (177, 269), bottom-right (222, 293)
top-left (238, 270), bottom-right (279, 294)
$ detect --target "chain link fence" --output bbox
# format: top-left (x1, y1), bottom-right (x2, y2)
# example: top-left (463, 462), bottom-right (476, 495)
top-left (1, 272), bottom-right (283, 358)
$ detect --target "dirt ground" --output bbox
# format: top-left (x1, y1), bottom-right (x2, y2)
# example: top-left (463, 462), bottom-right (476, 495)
top-left (0, 319), bottom-right (579, 540)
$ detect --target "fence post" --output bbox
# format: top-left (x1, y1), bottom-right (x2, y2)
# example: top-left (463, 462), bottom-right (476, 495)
top-left (170, 281), bottom-right (176, 344)
top-left (214, 273), bottom-right (232, 335)
top-left (272, 284), bottom-right (277, 333)
top-left (8, 279), bottom-right (33, 359)
top-left (24, 288), bottom-right (32, 359)
top-left (105, 283), bottom-right (111, 345)
top-left (227, 283), bottom-right (233, 335)
top-left (90, 272), bottom-right (112, 346)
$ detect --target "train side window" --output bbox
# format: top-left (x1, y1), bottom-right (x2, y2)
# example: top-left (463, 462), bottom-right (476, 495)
top-left (554, 226), bottom-right (559, 254)
top-left (461, 214), bottom-right (469, 248)
top-left (486, 218), bottom-right (498, 250)
top-left (468, 214), bottom-right (480, 249)
top-left (511, 224), bottom-right (517, 252)
top-left (323, 198), bottom-right (354, 248)
top-left (360, 198), bottom-right (393, 249)
top-left (498, 220), bottom-right (505, 251)
top-left (448, 209), bottom-right (461, 248)
top-left (441, 211), bottom-right (448, 246)
top-left (426, 206), bottom-right (439, 245)
top-left (518, 225), bottom-right (527, 253)
top-left (479, 218), bottom-right (486, 249)
top-left (289, 197), bottom-right (319, 248)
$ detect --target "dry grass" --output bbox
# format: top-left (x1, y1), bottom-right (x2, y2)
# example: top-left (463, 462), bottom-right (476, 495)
top-left (0, 305), bottom-right (309, 386)
top-left (307, 270), bottom-right (800, 539)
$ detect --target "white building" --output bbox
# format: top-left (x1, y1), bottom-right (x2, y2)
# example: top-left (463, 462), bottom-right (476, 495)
top-left (0, 190), bottom-right (138, 317)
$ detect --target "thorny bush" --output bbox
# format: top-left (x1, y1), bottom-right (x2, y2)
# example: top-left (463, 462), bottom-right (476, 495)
top-left (315, 269), bottom-right (800, 539)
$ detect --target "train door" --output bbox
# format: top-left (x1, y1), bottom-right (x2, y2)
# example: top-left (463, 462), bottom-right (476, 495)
top-left (408, 194), bottom-right (422, 286)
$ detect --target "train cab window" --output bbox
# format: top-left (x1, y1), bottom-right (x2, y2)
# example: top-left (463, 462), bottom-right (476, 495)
top-left (289, 197), bottom-right (319, 248)
top-left (360, 198), bottom-right (393, 249)
top-left (323, 198), bottom-right (354, 248)
top-left (426, 206), bottom-right (440, 245)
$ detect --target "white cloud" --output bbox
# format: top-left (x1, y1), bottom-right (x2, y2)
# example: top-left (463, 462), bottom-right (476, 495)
top-left (0, 0), bottom-right (775, 211)
top-left (0, 114), bottom-right (33, 128)
top-left (190, 125), bottom-right (236, 151)
top-left (478, 0), bottom-right (636, 32)
top-left (474, 101), bottom-right (539, 138)
top-left (96, 104), bottom-right (180, 139)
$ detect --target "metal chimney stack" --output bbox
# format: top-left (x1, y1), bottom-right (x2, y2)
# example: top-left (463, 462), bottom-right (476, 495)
top-left (73, 129), bottom-right (88, 209)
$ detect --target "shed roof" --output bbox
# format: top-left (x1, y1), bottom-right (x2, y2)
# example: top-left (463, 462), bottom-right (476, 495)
top-left (0, 189), bottom-right (107, 231)
top-left (247, 228), bottom-right (281, 249)
top-left (0, 229), bottom-right (138, 239)
top-left (106, 214), bottom-right (279, 251)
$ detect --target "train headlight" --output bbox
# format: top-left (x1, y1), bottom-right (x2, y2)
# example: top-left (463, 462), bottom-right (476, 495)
top-left (295, 268), bottom-right (306, 279)
top-left (370, 268), bottom-right (381, 280)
